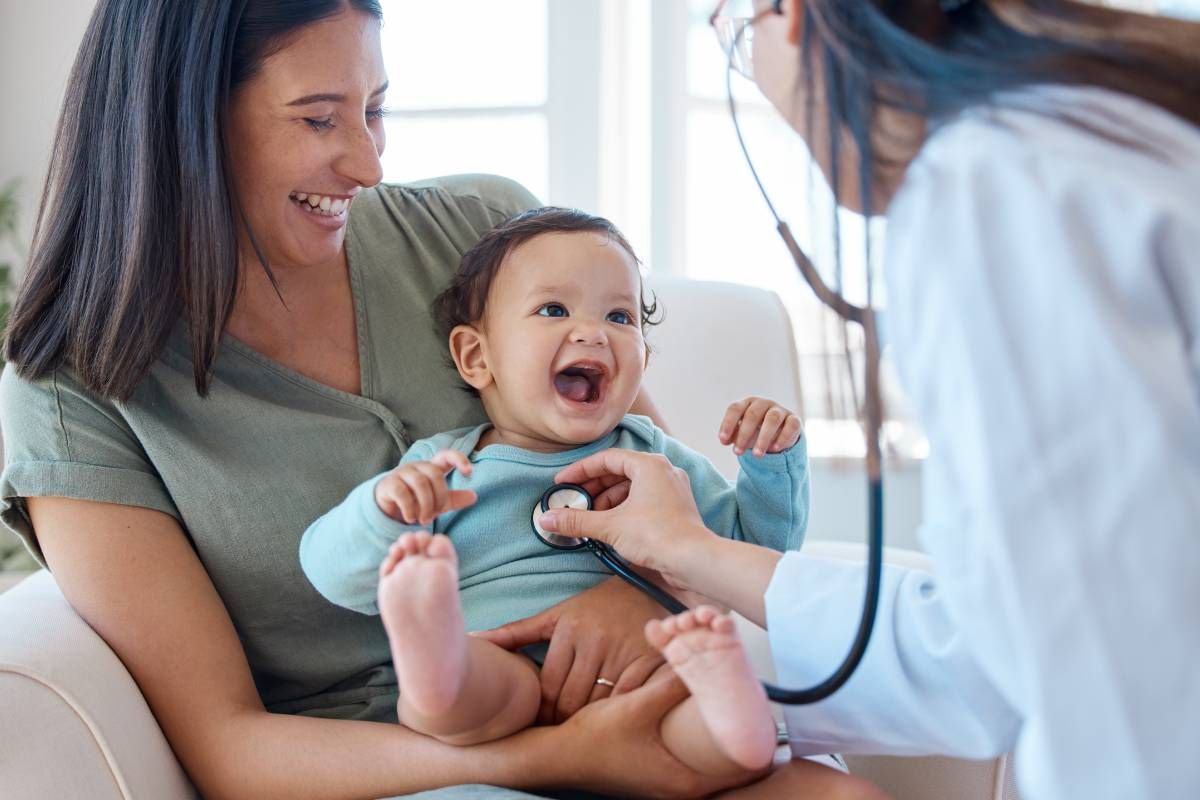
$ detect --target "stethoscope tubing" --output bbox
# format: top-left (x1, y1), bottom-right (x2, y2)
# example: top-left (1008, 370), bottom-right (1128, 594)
top-left (533, 481), bottom-right (885, 704)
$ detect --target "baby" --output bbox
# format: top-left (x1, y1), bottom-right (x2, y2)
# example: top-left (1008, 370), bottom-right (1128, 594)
top-left (300, 207), bottom-right (810, 774)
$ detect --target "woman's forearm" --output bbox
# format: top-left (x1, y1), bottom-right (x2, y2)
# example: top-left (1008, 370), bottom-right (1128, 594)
top-left (203, 709), bottom-right (565, 800)
top-left (668, 532), bottom-right (782, 628)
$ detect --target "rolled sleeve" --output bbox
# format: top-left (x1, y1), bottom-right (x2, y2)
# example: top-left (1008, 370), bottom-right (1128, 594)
top-left (1, 366), bottom-right (178, 566)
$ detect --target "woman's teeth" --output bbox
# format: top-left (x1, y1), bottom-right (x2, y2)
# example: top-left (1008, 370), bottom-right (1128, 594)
top-left (290, 192), bottom-right (349, 215)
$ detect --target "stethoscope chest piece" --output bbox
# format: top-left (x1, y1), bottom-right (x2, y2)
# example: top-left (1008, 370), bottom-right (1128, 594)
top-left (531, 483), bottom-right (593, 550)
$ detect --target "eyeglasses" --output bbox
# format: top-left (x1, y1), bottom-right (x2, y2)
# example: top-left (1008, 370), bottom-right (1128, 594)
top-left (709, 0), bottom-right (783, 80)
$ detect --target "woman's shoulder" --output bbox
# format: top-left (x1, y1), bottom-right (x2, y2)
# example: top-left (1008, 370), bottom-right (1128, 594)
top-left (353, 174), bottom-right (540, 235)
top-left (0, 363), bottom-right (144, 466)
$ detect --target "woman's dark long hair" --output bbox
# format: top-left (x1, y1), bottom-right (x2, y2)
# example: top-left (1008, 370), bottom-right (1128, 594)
top-left (802, 0), bottom-right (1200, 220)
top-left (4, 0), bottom-right (382, 400)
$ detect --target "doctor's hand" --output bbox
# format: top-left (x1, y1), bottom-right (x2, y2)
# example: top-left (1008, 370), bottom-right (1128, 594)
top-left (374, 449), bottom-right (477, 526)
top-left (539, 449), bottom-right (717, 579)
top-left (475, 576), bottom-right (669, 724)
top-left (719, 396), bottom-right (803, 457)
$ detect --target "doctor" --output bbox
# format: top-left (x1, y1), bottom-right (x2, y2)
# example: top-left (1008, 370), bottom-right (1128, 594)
top-left (533, 1), bottom-right (1200, 799)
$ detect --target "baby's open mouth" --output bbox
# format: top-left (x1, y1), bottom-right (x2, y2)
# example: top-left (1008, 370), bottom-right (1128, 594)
top-left (553, 363), bottom-right (608, 404)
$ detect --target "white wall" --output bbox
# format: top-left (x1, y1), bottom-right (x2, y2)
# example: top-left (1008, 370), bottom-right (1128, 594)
top-left (0, 0), bottom-right (97, 268)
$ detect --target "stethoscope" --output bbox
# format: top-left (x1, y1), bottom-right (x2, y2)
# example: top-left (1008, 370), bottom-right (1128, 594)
top-left (531, 479), bottom-right (881, 705)
top-left (526, 5), bottom-right (887, 706)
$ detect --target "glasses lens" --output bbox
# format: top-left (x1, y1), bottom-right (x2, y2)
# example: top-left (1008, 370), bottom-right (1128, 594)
top-left (712, 17), bottom-right (755, 79)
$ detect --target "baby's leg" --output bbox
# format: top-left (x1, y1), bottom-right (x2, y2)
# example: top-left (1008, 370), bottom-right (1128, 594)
top-left (649, 606), bottom-right (778, 775)
top-left (378, 532), bottom-right (540, 746)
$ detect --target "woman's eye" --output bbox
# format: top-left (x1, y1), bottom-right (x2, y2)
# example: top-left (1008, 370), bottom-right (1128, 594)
top-left (537, 303), bottom-right (568, 318)
top-left (606, 310), bottom-right (634, 325)
top-left (366, 106), bottom-right (388, 121)
top-left (304, 117), bottom-right (335, 132)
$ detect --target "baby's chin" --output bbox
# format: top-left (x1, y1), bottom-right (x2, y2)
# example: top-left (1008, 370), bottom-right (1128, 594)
top-left (538, 404), bottom-right (631, 448)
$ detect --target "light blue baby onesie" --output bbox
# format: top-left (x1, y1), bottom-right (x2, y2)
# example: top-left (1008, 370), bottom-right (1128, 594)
top-left (300, 414), bottom-right (809, 635)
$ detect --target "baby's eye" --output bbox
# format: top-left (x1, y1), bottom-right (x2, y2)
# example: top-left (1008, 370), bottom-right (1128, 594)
top-left (606, 310), bottom-right (634, 325)
top-left (537, 303), bottom-right (568, 318)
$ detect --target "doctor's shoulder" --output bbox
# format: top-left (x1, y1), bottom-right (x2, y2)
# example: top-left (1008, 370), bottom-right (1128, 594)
top-left (911, 85), bottom-right (1199, 203)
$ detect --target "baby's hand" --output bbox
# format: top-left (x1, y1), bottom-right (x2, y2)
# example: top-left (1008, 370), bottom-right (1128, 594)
top-left (718, 396), bottom-right (803, 457)
top-left (375, 449), bottom-right (477, 526)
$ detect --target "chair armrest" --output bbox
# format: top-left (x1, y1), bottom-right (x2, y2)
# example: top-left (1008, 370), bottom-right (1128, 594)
top-left (0, 571), bottom-right (196, 799)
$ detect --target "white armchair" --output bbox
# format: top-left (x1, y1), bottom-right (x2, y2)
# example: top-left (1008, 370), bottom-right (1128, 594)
top-left (0, 276), bottom-right (1015, 799)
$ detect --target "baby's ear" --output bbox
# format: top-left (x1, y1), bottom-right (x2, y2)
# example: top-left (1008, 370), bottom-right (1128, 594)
top-left (448, 324), bottom-right (493, 390)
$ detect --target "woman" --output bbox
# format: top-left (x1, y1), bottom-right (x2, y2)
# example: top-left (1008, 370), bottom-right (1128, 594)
top-left (0, 1), bottom-right (881, 797)
top-left (533, 2), bottom-right (1200, 799)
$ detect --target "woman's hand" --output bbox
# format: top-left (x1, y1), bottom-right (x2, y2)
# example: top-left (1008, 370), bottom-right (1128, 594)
top-left (474, 576), bottom-right (669, 723)
top-left (719, 396), bottom-right (803, 457)
top-left (542, 673), bottom-right (765, 797)
top-left (538, 449), bottom-right (717, 578)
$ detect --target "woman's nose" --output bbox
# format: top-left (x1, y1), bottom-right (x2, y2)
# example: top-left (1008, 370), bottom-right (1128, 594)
top-left (335, 121), bottom-right (385, 189)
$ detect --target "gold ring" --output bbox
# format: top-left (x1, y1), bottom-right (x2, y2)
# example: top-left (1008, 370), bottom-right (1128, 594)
top-left (595, 677), bottom-right (616, 688)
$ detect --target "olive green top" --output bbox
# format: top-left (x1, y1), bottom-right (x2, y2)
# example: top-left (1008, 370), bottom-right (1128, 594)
top-left (0, 175), bottom-right (538, 721)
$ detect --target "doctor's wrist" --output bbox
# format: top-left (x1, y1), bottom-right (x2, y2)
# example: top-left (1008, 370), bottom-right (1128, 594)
top-left (661, 524), bottom-right (727, 590)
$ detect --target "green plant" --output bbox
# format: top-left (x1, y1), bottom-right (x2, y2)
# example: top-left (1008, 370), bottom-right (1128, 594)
top-left (0, 177), bottom-right (22, 364)
top-left (0, 177), bottom-right (36, 572)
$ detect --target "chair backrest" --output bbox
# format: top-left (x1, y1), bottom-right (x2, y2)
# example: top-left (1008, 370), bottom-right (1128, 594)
top-left (641, 275), bottom-right (803, 478)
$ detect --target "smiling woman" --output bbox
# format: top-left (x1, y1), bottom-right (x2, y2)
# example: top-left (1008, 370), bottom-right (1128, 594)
top-left (0, 1), bottom-right (795, 799)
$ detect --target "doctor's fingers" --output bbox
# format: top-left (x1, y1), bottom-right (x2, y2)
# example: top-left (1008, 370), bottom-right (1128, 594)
top-left (577, 474), bottom-right (627, 503)
top-left (591, 478), bottom-right (631, 511)
top-left (554, 448), bottom-right (673, 486)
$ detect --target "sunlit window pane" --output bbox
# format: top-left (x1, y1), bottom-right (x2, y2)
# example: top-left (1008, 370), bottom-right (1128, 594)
top-left (380, 1), bottom-right (547, 110)
top-left (380, 114), bottom-right (547, 201)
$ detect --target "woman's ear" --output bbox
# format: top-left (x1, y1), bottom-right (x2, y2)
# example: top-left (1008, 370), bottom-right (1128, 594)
top-left (784, 0), bottom-right (802, 45)
top-left (448, 324), bottom-right (493, 391)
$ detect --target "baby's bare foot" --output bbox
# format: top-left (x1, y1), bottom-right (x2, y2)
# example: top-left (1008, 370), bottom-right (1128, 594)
top-left (646, 606), bottom-right (777, 771)
top-left (378, 532), bottom-right (466, 718)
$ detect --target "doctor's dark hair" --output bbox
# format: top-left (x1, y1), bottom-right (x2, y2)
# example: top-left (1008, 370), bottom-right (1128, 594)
top-left (797, 0), bottom-right (1200, 221)
top-left (4, 0), bottom-right (383, 400)
top-left (434, 207), bottom-right (661, 344)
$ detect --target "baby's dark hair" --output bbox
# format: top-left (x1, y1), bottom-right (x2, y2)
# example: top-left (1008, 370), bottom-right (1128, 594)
top-left (434, 206), bottom-right (661, 343)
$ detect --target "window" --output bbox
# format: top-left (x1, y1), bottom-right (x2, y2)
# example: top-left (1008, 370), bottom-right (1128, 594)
top-left (377, 0), bottom-right (1193, 458)
top-left (379, 0), bottom-right (550, 199)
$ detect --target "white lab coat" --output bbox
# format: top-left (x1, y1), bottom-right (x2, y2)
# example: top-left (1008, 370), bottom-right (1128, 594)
top-left (766, 86), bottom-right (1200, 800)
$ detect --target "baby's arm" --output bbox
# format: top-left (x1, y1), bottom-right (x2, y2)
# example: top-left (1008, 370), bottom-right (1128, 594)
top-left (299, 443), bottom-right (474, 614)
top-left (659, 397), bottom-right (809, 553)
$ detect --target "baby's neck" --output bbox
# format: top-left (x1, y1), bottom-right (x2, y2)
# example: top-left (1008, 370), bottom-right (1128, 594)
top-left (475, 424), bottom-right (595, 454)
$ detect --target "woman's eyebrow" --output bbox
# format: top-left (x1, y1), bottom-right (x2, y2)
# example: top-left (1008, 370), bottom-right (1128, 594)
top-left (287, 81), bottom-right (389, 106)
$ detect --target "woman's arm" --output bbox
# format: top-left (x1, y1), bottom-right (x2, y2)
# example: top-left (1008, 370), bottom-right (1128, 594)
top-left (31, 497), bottom-right (748, 799)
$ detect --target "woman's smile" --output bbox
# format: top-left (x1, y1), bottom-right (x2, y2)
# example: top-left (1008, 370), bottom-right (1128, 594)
top-left (288, 191), bottom-right (354, 230)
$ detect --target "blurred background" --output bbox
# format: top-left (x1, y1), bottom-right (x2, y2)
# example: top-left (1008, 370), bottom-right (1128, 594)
top-left (1, 0), bottom-right (1197, 555)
